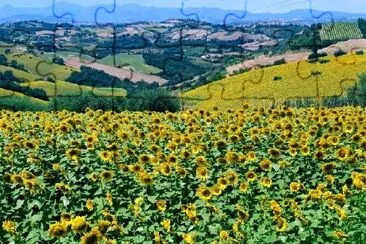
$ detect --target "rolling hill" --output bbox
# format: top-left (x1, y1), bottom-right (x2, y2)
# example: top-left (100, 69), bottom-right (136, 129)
top-left (183, 52), bottom-right (366, 109)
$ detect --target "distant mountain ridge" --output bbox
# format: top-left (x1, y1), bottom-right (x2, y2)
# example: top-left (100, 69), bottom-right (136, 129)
top-left (1, 2), bottom-right (365, 24)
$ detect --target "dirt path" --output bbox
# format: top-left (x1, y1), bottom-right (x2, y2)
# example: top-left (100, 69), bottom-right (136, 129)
top-left (65, 57), bottom-right (167, 85)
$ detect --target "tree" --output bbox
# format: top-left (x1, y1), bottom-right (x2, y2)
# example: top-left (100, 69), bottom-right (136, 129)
top-left (0, 54), bottom-right (8, 65)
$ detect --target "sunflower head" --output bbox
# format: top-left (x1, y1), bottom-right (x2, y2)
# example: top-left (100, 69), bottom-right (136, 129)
top-left (100, 170), bottom-right (113, 181)
top-left (2, 220), bottom-right (16, 234)
top-left (80, 228), bottom-right (102, 244)
top-left (48, 222), bottom-right (67, 238)
top-left (196, 185), bottom-right (212, 201)
top-left (71, 216), bottom-right (88, 233)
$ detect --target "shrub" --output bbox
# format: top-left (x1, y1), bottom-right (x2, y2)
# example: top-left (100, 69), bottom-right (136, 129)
top-left (356, 50), bottom-right (364, 55)
top-left (273, 75), bottom-right (282, 81)
top-left (334, 50), bottom-right (347, 57)
top-left (273, 58), bottom-right (286, 66)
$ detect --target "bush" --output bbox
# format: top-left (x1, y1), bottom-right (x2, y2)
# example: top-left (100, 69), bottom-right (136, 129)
top-left (356, 50), bottom-right (364, 55)
top-left (319, 59), bottom-right (330, 64)
top-left (308, 53), bottom-right (318, 61)
top-left (273, 58), bottom-right (286, 66)
top-left (273, 75), bottom-right (282, 81)
top-left (334, 50), bottom-right (347, 57)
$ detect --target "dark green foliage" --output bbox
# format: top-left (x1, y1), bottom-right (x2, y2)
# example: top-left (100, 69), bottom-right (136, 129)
top-left (52, 56), bottom-right (64, 65)
top-left (356, 50), bottom-right (364, 55)
top-left (51, 89), bottom-right (181, 113)
top-left (66, 66), bottom-right (129, 88)
top-left (0, 54), bottom-right (8, 65)
top-left (0, 96), bottom-right (49, 111)
top-left (273, 75), bottom-right (282, 81)
top-left (358, 18), bottom-right (366, 37)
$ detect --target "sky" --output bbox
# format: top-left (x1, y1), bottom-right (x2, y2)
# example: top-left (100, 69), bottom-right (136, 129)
top-left (0, 0), bottom-right (365, 14)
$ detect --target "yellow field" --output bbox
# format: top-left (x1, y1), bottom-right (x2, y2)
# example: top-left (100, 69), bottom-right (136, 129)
top-left (0, 107), bottom-right (365, 243)
top-left (183, 54), bottom-right (366, 110)
top-left (21, 81), bottom-right (127, 97)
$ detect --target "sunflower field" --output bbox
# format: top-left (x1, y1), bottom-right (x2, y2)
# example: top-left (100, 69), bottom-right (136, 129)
top-left (0, 106), bottom-right (365, 243)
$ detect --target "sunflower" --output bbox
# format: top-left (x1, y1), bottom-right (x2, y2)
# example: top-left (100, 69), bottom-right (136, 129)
top-left (161, 219), bottom-right (171, 232)
top-left (106, 193), bottom-right (113, 206)
top-left (80, 228), bottom-right (102, 244)
top-left (138, 171), bottom-right (153, 185)
top-left (86, 199), bottom-right (94, 211)
top-left (211, 185), bottom-right (222, 196)
top-left (156, 200), bottom-right (167, 212)
top-left (180, 150), bottom-right (191, 160)
top-left (275, 217), bottom-right (288, 232)
top-left (334, 230), bottom-right (348, 239)
top-left (138, 154), bottom-right (150, 164)
top-left (167, 155), bottom-right (178, 164)
top-left (352, 172), bottom-right (366, 190)
top-left (290, 182), bottom-right (302, 192)
top-left (160, 163), bottom-right (171, 176)
top-left (215, 140), bottom-right (227, 149)
top-left (196, 185), bottom-right (212, 201)
top-left (66, 148), bottom-right (81, 161)
top-left (239, 182), bottom-right (249, 193)
top-left (321, 162), bottom-right (336, 175)
top-left (48, 222), bottom-right (67, 238)
top-left (60, 213), bottom-right (72, 225)
top-left (327, 135), bottom-right (340, 146)
top-left (99, 151), bottom-right (113, 163)
top-left (2, 220), bottom-right (16, 234)
top-left (336, 147), bottom-right (350, 161)
top-left (225, 151), bottom-right (239, 163)
top-left (235, 205), bottom-right (249, 221)
top-left (326, 175), bottom-right (335, 185)
top-left (71, 216), bottom-right (88, 233)
top-left (182, 233), bottom-right (194, 244)
top-left (89, 173), bottom-right (98, 182)
top-left (219, 230), bottom-right (229, 240)
top-left (300, 146), bottom-right (310, 156)
top-left (195, 156), bottom-right (207, 166)
top-left (246, 171), bottom-right (257, 182)
top-left (176, 166), bottom-right (187, 178)
top-left (97, 220), bottom-right (111, 234)
top-left (260, 177), bottom-right (272, 188)
top-left (259, 159), bottom-right (272, 171)
top-left (100, 170), bottom-right (113, 181)
top-left (217, 177), bottom-right (228, 190)
top-left (270, 201), bottom-right (282, 216)
top-left (288, 148), bottom-right (297, 157)
top-left (268, 148), bottom-right (281, 158)
top-left (130, 164), bottom-right (143, 174)
top-left (196, 166), bottom-right (208, 181)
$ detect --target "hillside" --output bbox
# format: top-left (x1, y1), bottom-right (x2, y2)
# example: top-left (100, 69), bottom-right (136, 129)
top-left (183, 53), bottom-right (366, 109)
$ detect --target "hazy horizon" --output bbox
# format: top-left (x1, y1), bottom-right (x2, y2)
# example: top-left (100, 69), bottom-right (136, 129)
top-left (0, 0), bottom-right (366, 14)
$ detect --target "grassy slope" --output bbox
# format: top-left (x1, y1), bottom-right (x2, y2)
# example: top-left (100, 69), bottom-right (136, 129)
top-left (0, 65), bottom-right (40, 81)
top-left (183, 53), bottom-right (366, 109)
top-left (98, 53), bottom-right (162, 74)
top-left (3, 52), bottom-right (77, 81)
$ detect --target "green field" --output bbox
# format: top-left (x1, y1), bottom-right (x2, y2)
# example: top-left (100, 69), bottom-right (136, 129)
top-left (321, 22), bottom-right (363, 41)
top-left (98, 53), bottom-right (162, 74)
